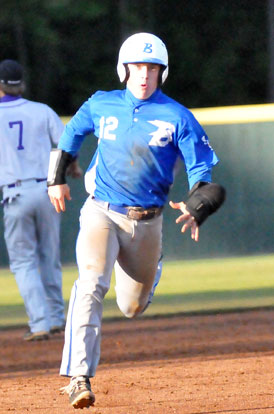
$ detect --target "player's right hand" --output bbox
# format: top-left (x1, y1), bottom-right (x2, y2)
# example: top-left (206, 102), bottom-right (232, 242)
top-left (48, 184), bottom-right (71, 213)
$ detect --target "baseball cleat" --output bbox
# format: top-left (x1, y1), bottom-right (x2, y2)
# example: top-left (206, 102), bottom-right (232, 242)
top-left (23, 329), bottom-right (49, 341)
top-left (50, 324), bottom-right (65, 334)
top-left (60, 376), bottom-right (95, 409)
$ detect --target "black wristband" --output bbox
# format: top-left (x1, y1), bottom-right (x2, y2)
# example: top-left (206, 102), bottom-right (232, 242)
top-left (47, 149), bottom-right (75, 186)
top-left (186, 182), bottom-right (226, 226)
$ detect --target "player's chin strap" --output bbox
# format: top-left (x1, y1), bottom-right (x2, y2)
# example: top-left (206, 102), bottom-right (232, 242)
top-left (186, 181), bottom-right (226, 226)
top-left (47, 148), bottom-right (76, 186)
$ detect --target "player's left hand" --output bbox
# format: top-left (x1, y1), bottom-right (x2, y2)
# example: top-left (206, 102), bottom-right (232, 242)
top-left (169, 200), bottom-right (199, 242)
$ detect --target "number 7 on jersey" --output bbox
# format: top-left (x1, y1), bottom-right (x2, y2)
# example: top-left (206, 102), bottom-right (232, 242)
top-left (9, 120), bottom-right (24, 150)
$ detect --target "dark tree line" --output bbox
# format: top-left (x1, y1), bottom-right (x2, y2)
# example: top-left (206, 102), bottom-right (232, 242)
top-left (0, 0), bottom-right (269, 115)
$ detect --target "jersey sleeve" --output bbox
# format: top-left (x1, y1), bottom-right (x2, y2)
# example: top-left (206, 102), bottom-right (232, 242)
top-left (58, 97), bottom-right (95, 156)
top-left (176, 110), bottom-right (219, 189)
top-left (46, 105), bottom-right (64, 146)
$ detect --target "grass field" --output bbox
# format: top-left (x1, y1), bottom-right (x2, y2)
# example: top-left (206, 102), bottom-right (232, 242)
top-left (0, 254), bottom-right (273, 328)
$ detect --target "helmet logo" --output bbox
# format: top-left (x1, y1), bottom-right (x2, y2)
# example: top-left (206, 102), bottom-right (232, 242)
top-left (143, 43), bottom-right (153, 53)
top-left (117, 33), bottom-right (168, 83)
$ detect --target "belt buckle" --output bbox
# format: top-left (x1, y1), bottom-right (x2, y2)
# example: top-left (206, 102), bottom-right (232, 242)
top-left (127, 208), bottom-right (141, 220)
top-left (14, 180), bottom-right (22, 187)
top-left (127, 208), bottom-right (152, 221)
top-left (126, 206), bottom-right (162, 221)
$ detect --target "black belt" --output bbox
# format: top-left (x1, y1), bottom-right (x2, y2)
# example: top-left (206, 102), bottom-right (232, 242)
top-left (7, 178), bottom-right (47, 188)
top-left (93, 197), bottom-right (163, 221)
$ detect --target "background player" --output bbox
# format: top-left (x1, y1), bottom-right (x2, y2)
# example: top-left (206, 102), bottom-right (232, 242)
top-left (0, 59), bottom-right (82, 341)
top-left (47, 33), bottom-right (225, 408)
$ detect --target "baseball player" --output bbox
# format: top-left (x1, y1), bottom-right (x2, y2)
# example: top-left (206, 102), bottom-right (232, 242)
top-left (47, 33), bottom-right (225, 408)
top-left (0, 59), bottom-right (81, 341)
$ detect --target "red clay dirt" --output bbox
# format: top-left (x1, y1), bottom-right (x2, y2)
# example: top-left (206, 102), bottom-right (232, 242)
top-left (0, 309), bottom-right (273, 414)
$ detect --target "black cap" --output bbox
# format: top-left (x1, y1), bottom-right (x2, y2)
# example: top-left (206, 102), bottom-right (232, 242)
top-left (0, 59), bottom-right (23, 85)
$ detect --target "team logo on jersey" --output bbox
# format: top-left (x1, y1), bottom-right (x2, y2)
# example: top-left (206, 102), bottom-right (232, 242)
top-left (148, 120), bottom-right (175, 147)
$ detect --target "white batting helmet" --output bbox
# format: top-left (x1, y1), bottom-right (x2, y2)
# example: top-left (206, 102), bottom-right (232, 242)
top-left (117, 33), bottom-right (169, 84)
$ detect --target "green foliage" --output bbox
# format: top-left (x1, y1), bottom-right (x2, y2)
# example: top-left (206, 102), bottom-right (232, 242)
top-left (0, 255), bottom-right (273, 328)
top-left (0, 0), bottom-right (268, 114)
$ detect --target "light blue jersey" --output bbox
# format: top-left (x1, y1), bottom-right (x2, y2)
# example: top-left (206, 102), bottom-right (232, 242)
top-left (0, 95), bottom-right (64, 187)
top-left (59, 88), bottom-right (218, 208)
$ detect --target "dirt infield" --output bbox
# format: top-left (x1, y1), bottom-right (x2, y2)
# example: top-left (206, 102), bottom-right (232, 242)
top-left (0, 309), bottom-right (273, 414)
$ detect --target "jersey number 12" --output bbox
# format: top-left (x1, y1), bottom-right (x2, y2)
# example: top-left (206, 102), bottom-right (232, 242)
top-left (99, 116), bottom-right (118, 140)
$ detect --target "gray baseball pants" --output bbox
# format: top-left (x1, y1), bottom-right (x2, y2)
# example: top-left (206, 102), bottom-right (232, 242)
top-left (60, 196), bottom-right (163, 377)
top-left (2, 180), bottom-right (65, 333)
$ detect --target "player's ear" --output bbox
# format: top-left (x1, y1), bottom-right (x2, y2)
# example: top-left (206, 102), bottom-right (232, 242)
top-left (158, 66), bottom-right (165, 86)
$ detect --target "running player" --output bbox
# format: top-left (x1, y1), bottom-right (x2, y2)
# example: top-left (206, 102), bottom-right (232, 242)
top-left (48, 33), bottom-right (225, 408)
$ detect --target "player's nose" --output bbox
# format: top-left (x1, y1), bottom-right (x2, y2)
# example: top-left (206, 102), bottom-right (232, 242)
top-left (140, 65), bottom-right (149, 78)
